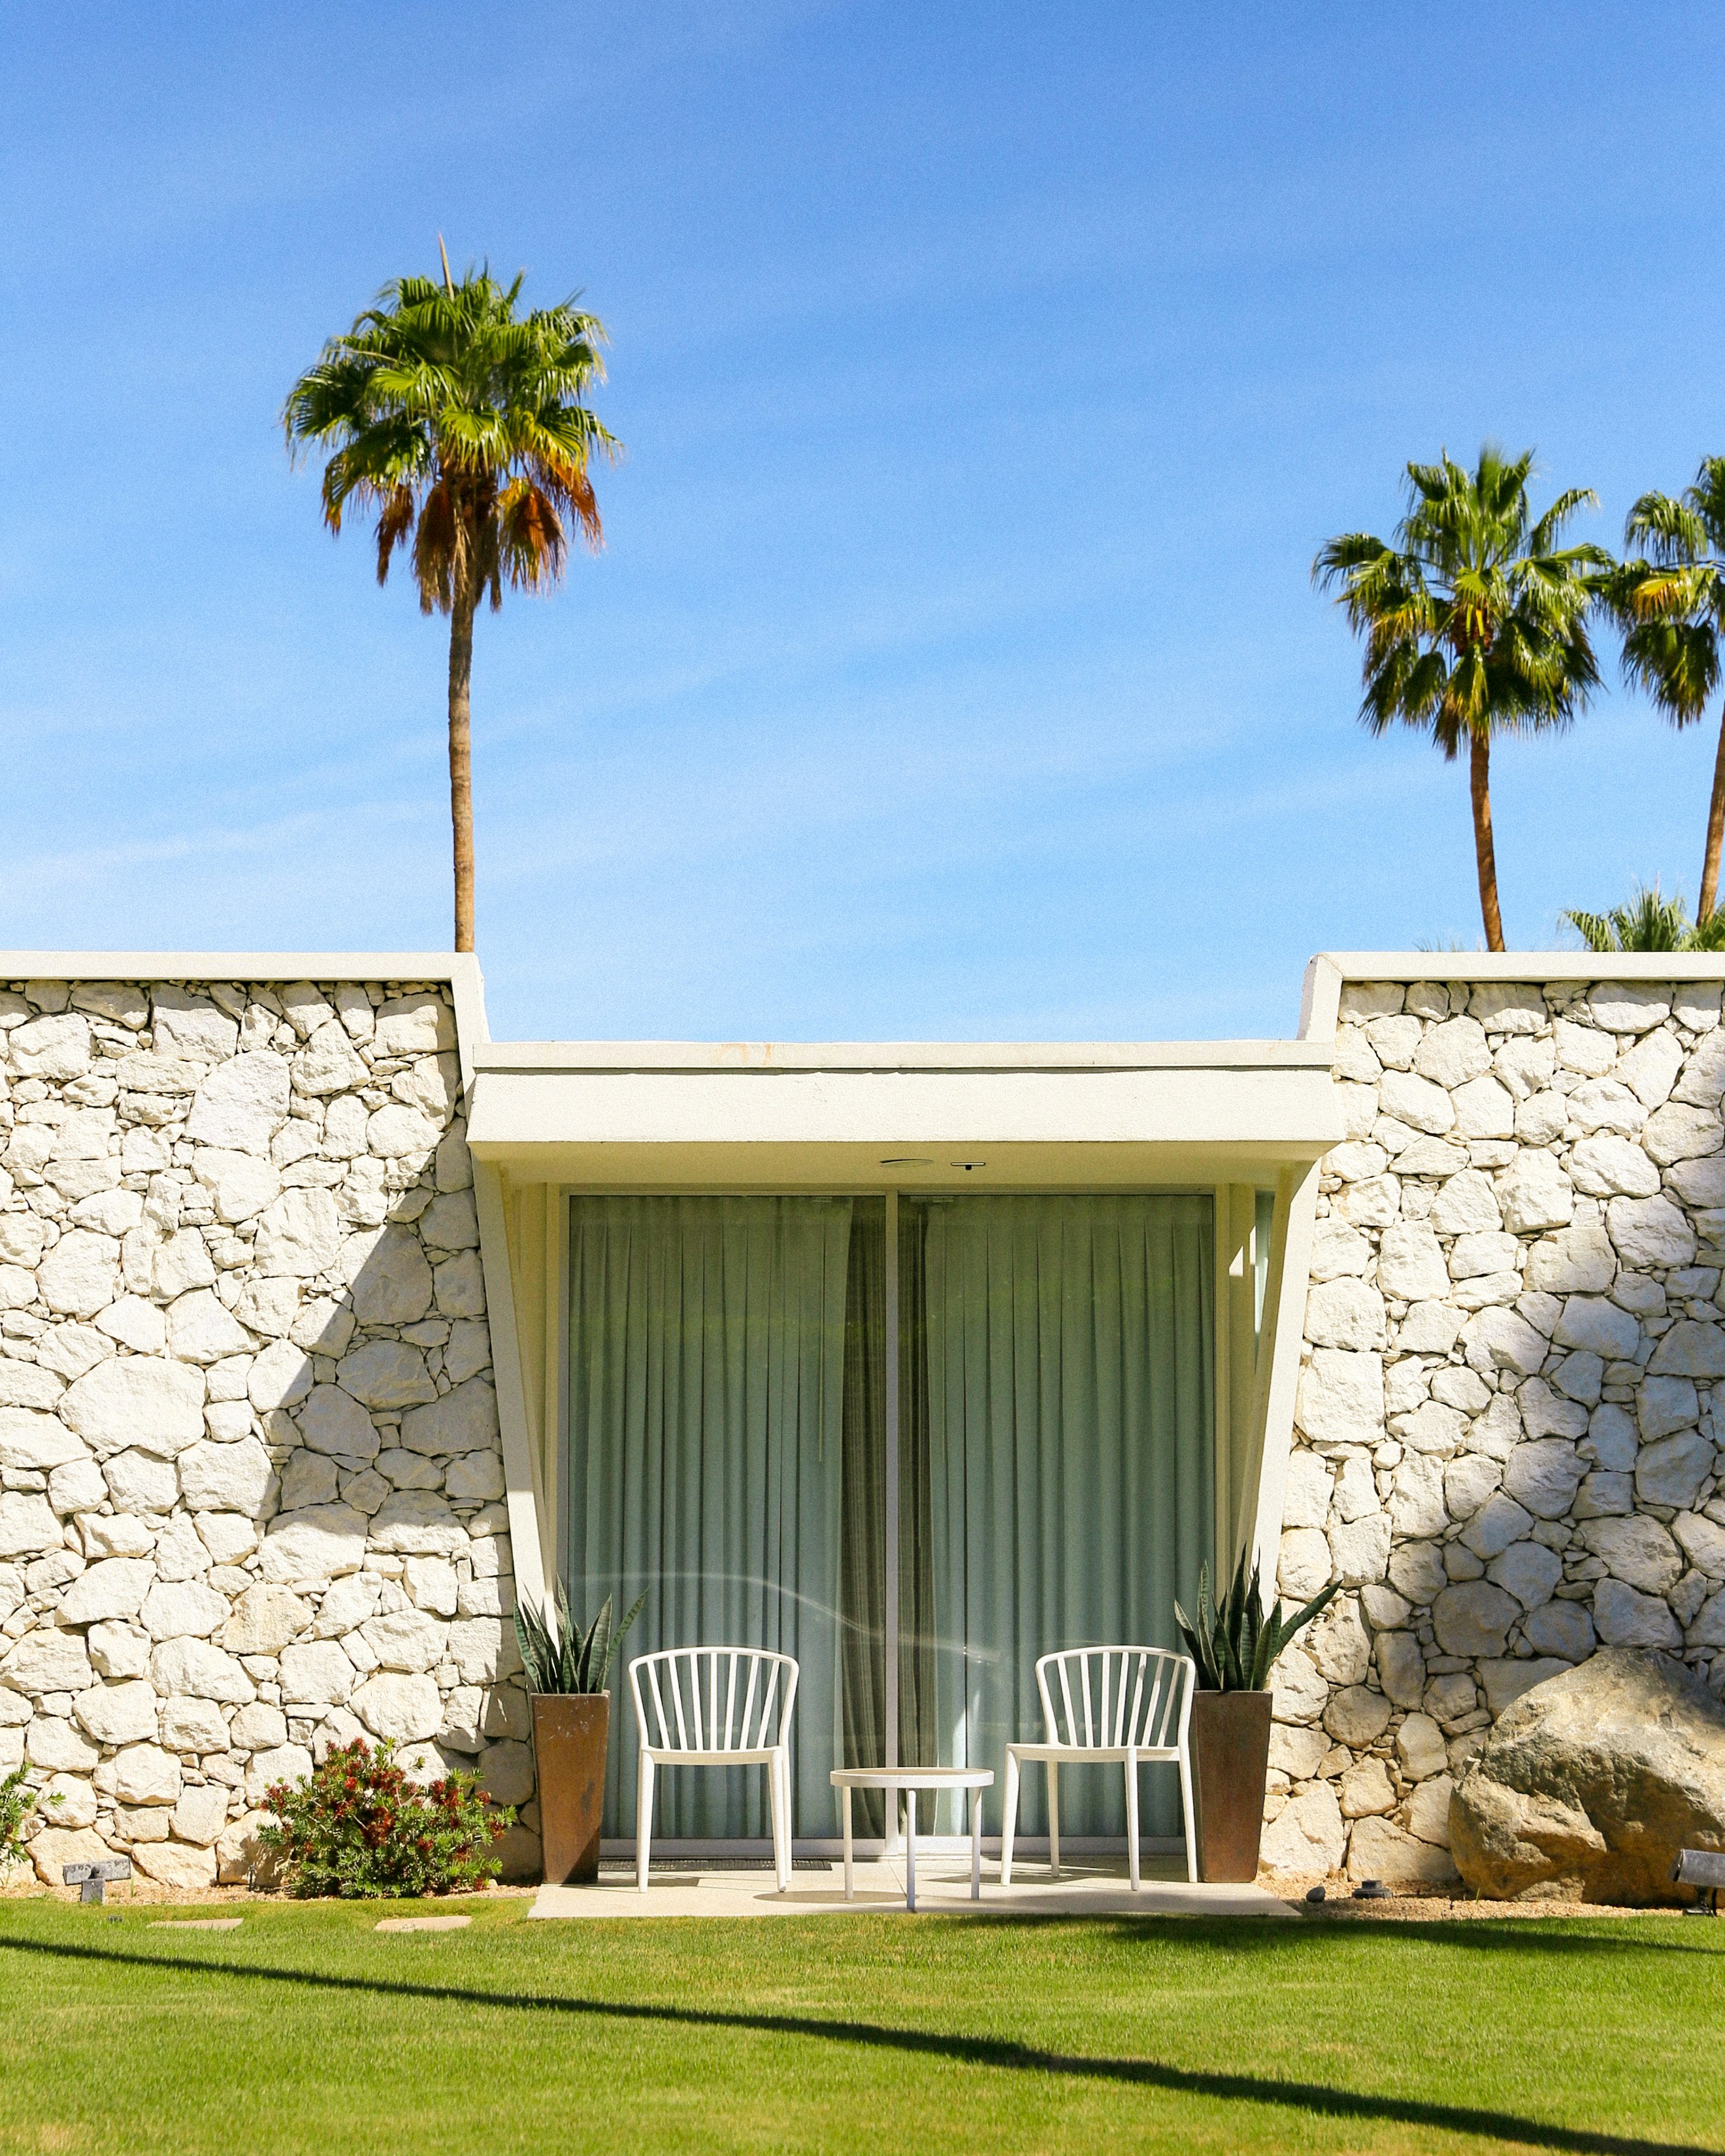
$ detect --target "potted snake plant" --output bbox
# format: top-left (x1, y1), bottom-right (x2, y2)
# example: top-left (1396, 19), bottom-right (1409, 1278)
top-left (515, 1584), bottom-right (644, 1884)
top-left (1174, 1552), bottom-right (1338, 1882)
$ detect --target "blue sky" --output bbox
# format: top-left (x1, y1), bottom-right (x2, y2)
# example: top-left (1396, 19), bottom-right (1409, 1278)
top-left (5, 5), bottom-right (1725, 1043)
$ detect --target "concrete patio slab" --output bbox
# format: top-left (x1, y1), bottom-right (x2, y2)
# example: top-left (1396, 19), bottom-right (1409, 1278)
top-left (529, 1857), bottom-right (1292, 1921)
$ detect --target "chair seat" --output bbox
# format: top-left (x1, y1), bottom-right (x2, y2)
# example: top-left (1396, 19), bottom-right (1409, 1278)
top-left (1007, 1741), bottom-right (1181, 1765)
top-left (642, 1746), bottom-right (781, 1768)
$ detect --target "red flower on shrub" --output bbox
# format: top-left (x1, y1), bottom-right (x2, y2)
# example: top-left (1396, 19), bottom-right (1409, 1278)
top-left (255, 1735), bottom-right (514, 1901)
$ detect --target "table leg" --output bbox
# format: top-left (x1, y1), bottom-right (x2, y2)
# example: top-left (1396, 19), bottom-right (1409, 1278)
top-left (842, 1785), bottom-right (853, 1901)
top-left (905, 1788), bottom-right (917, 1912)
top-left (971, 1785), bottom-right (982, 1900)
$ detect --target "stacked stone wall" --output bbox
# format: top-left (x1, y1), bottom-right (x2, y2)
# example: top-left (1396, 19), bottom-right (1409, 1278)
top-left (0, 977), bottom-right (533, 1890)
top-left (1268, 974), bottom-right (1725, 1883)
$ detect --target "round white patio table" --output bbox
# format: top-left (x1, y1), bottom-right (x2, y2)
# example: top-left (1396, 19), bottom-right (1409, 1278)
top-left (830, 1767), bottom-right (994, 1911)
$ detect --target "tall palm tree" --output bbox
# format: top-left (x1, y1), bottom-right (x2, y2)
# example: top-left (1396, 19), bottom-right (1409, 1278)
top-left (1313, 447), bottom-right (1609, 952)
top-left (283, 250), bottom-right (618, 951)
top-left (1608, 459), bottom-right (1725, 924)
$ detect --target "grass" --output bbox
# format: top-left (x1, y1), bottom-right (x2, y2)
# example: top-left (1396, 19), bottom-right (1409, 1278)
top-left (2, 1897), bottom-right (1722, 2153)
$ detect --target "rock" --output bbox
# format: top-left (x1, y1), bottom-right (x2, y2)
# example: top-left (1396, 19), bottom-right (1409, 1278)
top-left (216, 1810), bottom-right (275, 1884)
top-left (314, 1573), bottom-right (381, 1636)
top-left (1499, 1152), bottom-right (1574, 1233)
top-left (58, 1557), bottom-right (154, 1627)
top-left (296, 1382), bottom-right (379, 1463)
top-left (1327, 1514), bottom-right (1391, 1585)
top-left (278, 1639), bottom-right (356, 1706)
top-left (1305, 1277), bottom-right (1385, 1350)
top-left (25, 1716), bottom-right (100, 1771)
top-left (1675, 1511), bottom-right (1725, 1577)
top-left (1277, 1527), bottom-right (1331, 1599)
top-left (350, 1671), bottom-right (441, 1742)
top-left (193, 1149), bottom-right (281, 1224)
top-left (1636, 1430), bottom-right (1715, 1510)
top-left (1389, 1454), bottom-right (1448, 1537)
top-left (476, 1738), bottom-right (534, 1808)
top-left (184, 1052), bottom-right (289, 1154)
top-left (1650, 1322), bottom-right (1725, 1379)
top-left (1569, 1135), bottom-right (1660, 1198)
top-left (448, 1616), bottom-right (518, 1685)
top-left (1443, 1454), bottom-right (1502, 1520)
top-left (220, 1585), bottom-right (311, 1658)
top-left (1259, 1782), bottom-right (1346, 1874)
top-left (348, 1227), bottom-right (435, 1326)
top-left (1379, 1071), bottom-right (1454, 1135)
top-left (1552, 1296), bottom-right (1640, 1362)
top-left (1347, 1814), bottom-right (1458, 1886)
top-left (150, 1638), bottom-right (255, 1704)
top-left (1396, 1713), bottom-right (1449, 1780)
top-left (376, 994), bottom-right (455, 1056)
top-left (88, 1621), bottom-right (152, 1678)
top-left (336, 1340), bottom-right (436, 1410)
top-left (248, 1338), bottom-right (313, 1412)
top-left (1429, 1170), bottom-right (1503, 1235)
top-left (1294, 1350), bottom-right (1383, 1448)
top-left (360, 1609), bottom-right (448, 1674)
top-left (11, 1013), bottom-right (91, 1079)
top-left (159, 1694), bottom-right (229, 1752)
top-left (246, 1743), bottom-right (314, 1805)
top-left (368, 1490), bottom-right (465, 1557)
top-left (419, 1192), bottom-right (479, 1252)
top-left (259, 1504), bottom-right (367, 1584)
top-left (1452, 1075), bottom-right (1515, 1139)
top-left (1521, 1599), bottom-right (1596, 1661)
top-left (433, 1251), bottom-right (486, 1318)
top-left (1581, 1515), bottom-right (1683, 1595)
top-left (1479, 1658), bottom-right (1570, 1717)
top-left (139, 1578), bottom-right (227, 1641)
top-left (172, 1784), bottom-right (232, 1846)
top-left (1460, 1308), bottom-right (1547, 1380)
top-left (152, 1230), bottom-right (216, 1300)
top-left (0, 1492), bottom-right (63, 1556)
top-left (1485, 1541), bottom-right (1562, 1609)
top-left (1324, 1686), bottom-right (1392, 1746)
top-left (60, 1356), bottom-right (206, 1458)
top-left (398, 1377), bottom-right (499, 1458)
top-left (1310, 1218), bottom-right (1370, 1279)
top-left (1637, 1377), bottom-right (1700, 1443)
top-left (1503, 1440), bottom-right (1585, 1520)
top-left (1432, 1580), bottom-right (1519, 1657)
top-left (74, 1678), bottom-right (159, 1745)
top-left (1375, 1631), bottom-right (1425, 1708)
top-left (256, 1188), bottom-right (341, 1277)
top-left (129, 1840), bottom-right (219, 1889)
top-left (1387, 1540), bottom-right (1447, 1606)
top-left (178, 1435), bottom-right (276, 1516)
top-left (28, 1823), bottom-right (112, 1887)
top-left (1450, 1649), bottom-right (1725, 1902)
top-left (1376, 1223), bottom-right (1449, 1302)
top-left (39, 1231), bottom-right (120, 1319)
top-left (444, 1450), bottom-right (504, 1504)
top-left (230, 1702), bottom-right (288, 1750)
top-left (1607, 1195), bottom-right (1697, 1270)
top-left (165, 1289), bottom-right (252, 1365)
top-left (1643, 1103), bottom-right (1725, 1166)
top-left (1593, 1578), bottom-right (1681, 1648)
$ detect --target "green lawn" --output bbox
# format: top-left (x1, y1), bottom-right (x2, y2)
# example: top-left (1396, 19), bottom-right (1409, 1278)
top-left (2, 1897), bottom-right (1720, 2154)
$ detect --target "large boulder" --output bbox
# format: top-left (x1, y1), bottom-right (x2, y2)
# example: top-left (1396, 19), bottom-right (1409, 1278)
top-left (1449, 1649), bottom-right (1725, 1903)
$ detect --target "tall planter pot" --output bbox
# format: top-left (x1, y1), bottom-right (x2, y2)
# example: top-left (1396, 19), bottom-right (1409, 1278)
top-left (531, 1691), bottom-right (610, 1885)
top-left (1189, 1688), bottom-right (1273, 1883)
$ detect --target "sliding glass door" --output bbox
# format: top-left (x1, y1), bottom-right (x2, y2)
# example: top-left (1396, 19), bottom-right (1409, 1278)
top-left (566, 1192), bottom-right (1214, 1844)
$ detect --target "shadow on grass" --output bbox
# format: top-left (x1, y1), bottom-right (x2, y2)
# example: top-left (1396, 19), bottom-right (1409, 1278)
top-left (1066, 1912), bottom-right (1725, 1963)
top-left (0, 1935), bottom-right (1715, 2156)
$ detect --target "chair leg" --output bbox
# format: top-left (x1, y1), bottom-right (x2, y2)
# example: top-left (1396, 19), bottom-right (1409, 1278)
top-left (1179, 1742), bottom-right (1198, 1884)
top-left (768, 1748), bottom-right (788, 1892)
top-left (636, 1752), bottom-right (655, 1893)
top-left (1047, 1761), bottom-right (1060, 1880)
top-left (1125, 1750), bottom-right (1140, 1891)
top-left (1001, 1750), bottom-right (1019, 1887)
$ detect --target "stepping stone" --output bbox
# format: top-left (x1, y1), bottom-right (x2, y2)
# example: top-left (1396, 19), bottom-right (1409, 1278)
top-left (374, 1914), bottom-right (472, 1933)
top-left (149, 1919), bottom-right (243, 1932)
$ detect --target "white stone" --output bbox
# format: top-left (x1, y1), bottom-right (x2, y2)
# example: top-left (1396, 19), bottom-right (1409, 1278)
top-left (1605, 1194), bottom-right (1696, 1270)
top-left (1515, 1092), bottom-right (1569, 1145)
top-left (192, 1149), bottom-right (281, 1224)
top-left (1328, 1512), bottom-right (1391, 1584)
top-left (246, 1742), bottom-right (314, 1804)
top-left (1304, 1277), bottom-right (1385, 1350)
top-left (1278, 1526), bottom-right (1333, 1598)
top-left (61, 1356), bottom-right (206, 1458)
top-left (1636, 1429), bottom-right (1715, 1509)
top-left (160, 1693), bottom-right (230, 1752)
top-left (1643, 1103), bottom-right (1725, 1166)
top-left (102, 1449), bottom-right (178, 1512)
top-left (314, 1573), bottom-right (382, 1637)
top-left (152, 1230), bottom-right (216, 1301)
top-left (376, 994), bottom-right (455, 1056)
top-left (1503, 1438), bottom-right (1585, 1519)
top-left (1429, 1170), bottom-right (1502, 1235)
top-left (1310, 1219), bottom-right (1370, 1280)
top-left (165, 1288), bottom-right (252, 1365)
top-left (140, 1578), bottom-right (228, 1641)
top-left (0, 1408), bottom-right (84, 1472)
top-left (1485, 1539), bottom-right (1562, 1608)
top-left (1414, 1017), bottom-right (1490, 1088)
top-left (293, 1021), bottom-right (369, 1096)
top-left (1294, 1350), bottom-right (1383, 1449)
top-left (448, 1616), bottom-right (518, 1684)
top-left (58, 1557), bottom-right (153, 1627)
top-left (1581, 1514), bottom-right (1683, 1595)
top-left (398, 1376), bottom-right (499, 1458)
top-left (247, 1337), bottom-right (313, 1413)
top-left (3, 1625), bottom-right (93, 1694)
top-left (1588, 981), bottom-right (1670, 1033)
top-left (39, 1231), bottom-right (119, 1320)
top-left (184, 1052), bottom-right (289, 1155)
top-left (1395, 1302), bottom-right (1464, 1354)
top-left (1552, 1295), bottom-right (1641, 1362)
top-left (1493, 1034), bottom-right (1556, 1098)
top-left (1259, 1782), bottom-right (1346, 1875)
top-left (278, 1639), bottom-right (357, 1706)
top-left (151, 1636), bottom-right (255, 1704)
top-left (1449, 1231), bottom-right (1520, 1281)
top-left (177, 1436), bottom-right (275, 1515)
top-left (1379, 1071), bottom-right (1454, 1135)
top-left (347, 1226), bottom-right (435, 1326)
top-left (405, 1556), bottom-right (459, 1615)
top-left (350, 1670), bottom-right (441, 1741)
top-left (1522, 1599), bottom-right (1597, 1660)
top-left (1593, 1576), bottom-right (1681, 1647)
top-left (74, 1677), bottom-right (159, 1744)
top-left (87, 1620), bottom-right (151, 1678)
top-left (1389, 1452), bottom-right (1447, 1537)
top-left (1432, 1578), bottom-right (1519, 1656)
top-left (1377, 1223), bottom-right (1449, 1303)
top-left (361, 1608), bottom-right (448, 1673)
top-left (337, 1339), bottom-right (436, 1410)
top-left (1522, 1226), bottom-right (1617, 1296)
top-left (1651, 1321), bottom-right (1725, 1378)
top-left (1673, 1511), bottom-right (1725, 1578)
top-left (432, 1251), bottom-right (486, 1318)
top-left (1443, 1453), bottom-right (1502, 1520)
top-left (259, 1504), bottom-right (367, 1584)
top-left (256, 1188), bottom-right (340, 1277)
top-left (1451, 1076), bottom-right (1515, 1139)
top-left (1498, 1152), bottom-right (1573, 1233)
top-left (367, 1104), bottom-right (440, 1160)
top-left (172, 1783), bottom-right (233, 1846)
top-left (1460, 1307), bottom-right (1547, 1379)
top-left (95, 1295), bottom-right (167, 1354)
top-left (0, 1490), bottom-right (65, 1555)
top-left (367, 1490), bottom-right (465, 1557)
top-left (444, 1450), bottom-right (504, 1504)
top-left (222, 1584), bottom-right (311, 1656)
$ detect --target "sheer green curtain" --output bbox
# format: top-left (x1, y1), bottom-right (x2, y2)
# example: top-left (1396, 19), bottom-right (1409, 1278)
top-left (917, 1194), bottom-right (1214, 1837)
top-left (566, 1196), bottom-right (852, 1838)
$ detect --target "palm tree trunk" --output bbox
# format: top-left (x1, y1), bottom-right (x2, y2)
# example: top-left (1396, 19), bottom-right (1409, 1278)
top-left (1698, 699), bottom-right (1725, 923)
top-left (1470, 730), bottom-right (1505, 953)
top-left (448, 574), bottom-right (478, 953)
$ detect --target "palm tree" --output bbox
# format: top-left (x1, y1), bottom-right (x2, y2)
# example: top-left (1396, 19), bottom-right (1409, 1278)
top-left (1313, 447), bottom-right (1609, 952)
top-left (1562, 880), bottom-right (1725, 953)
top-left (283, 249), bottom-right (618, 951)
top-left (1608, 459), bottom-right (1725, 924)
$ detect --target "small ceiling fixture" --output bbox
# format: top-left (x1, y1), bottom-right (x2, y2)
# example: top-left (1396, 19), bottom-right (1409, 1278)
top-left (879, 1157), bottom-right (934, 1166)
top-left (950, 1160), bottom-right (986, 1171)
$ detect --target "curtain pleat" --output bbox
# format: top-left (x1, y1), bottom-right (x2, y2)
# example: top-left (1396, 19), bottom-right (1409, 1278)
top-left (919, 1194), bottom-right (1214, 1837)
top-left (567, 1196), bottom-right (851, 1839)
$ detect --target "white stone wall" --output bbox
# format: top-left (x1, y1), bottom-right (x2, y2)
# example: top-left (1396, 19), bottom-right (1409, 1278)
top-left (1267, 975), bottom-right (1725, 1885)
top-left (0, 978), bottom-right (534, 1890)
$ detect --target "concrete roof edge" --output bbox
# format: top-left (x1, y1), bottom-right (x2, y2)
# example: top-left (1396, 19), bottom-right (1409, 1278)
top-left (1311, 951), bottom-right (1725, 981)
top-left (472, 1039), bottom-right (1338, 1074)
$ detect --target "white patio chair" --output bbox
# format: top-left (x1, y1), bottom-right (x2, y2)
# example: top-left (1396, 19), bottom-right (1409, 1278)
top-left (628, 1646), bottom-right (799, 1892)
top-left (1000, 1646), bottom-right (1196, 1889)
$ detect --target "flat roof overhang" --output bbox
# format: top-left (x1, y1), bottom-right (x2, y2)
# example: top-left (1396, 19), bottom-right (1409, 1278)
top-left (465, 1040), bottom-right (1341, 1188)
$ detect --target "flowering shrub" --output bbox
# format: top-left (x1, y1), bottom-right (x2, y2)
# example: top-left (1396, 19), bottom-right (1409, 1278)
top-left (257, 1738), bottom-right (512, 1899)
top-left (1, 1768), bottom-right (58, 1877)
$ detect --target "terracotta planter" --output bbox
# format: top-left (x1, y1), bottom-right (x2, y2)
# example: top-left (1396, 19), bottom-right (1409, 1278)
top-left (1189, 1689), bottom-right (1273, 1883)
top-left (531, 1691), bottom-right (610, 1884)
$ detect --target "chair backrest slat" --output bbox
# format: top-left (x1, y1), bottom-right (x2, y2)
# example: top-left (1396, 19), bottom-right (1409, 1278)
top-left (1034, 1647), bottom-right (1193, 1750)
top-left (631, 1646), bottom-right (800, 1754)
